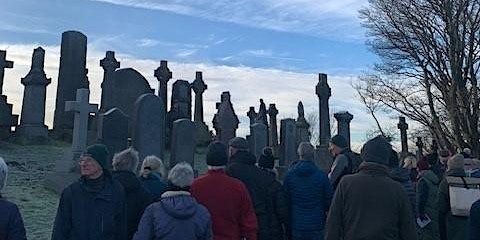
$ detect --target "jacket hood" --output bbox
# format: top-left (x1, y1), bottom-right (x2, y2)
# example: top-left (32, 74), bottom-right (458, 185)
top-left (230, 150), bottom-right (256, 165)
top-left (358, 161), bottom-right (389, 176)
top-left (421, 170), bottom-right (440, 185)
top-left (446, 168), bottom-right (466, 177)
top-left (112, 170), bottom-right (142, 192)
top-left (390, 167), bottom-right (410, 182)
top-left (160, 192), bottom-right (198, 219)
top-left (291, 160), bottom-right (317, 177)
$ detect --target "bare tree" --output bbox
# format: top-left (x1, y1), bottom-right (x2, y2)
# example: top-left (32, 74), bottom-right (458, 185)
top-left (358, 0), bottom-right (480, 155)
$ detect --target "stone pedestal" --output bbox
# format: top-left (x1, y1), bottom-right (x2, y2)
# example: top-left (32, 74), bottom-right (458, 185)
top-left (334, 111), bottom-right (353, 148)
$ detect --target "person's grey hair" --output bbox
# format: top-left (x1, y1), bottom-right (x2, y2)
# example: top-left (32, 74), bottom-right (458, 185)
top-left (208, 165), bottom-right (226, 170)
top-left (168, 162), bottom-right (194, 188)
top-left (141, 155), bottom-right (166, 178)
top-left (112, 147), bottom-right (139, 172)
top-left (0, 157), bottom-right (8, 192)
top-left (298, 142), bottom-right (315, 160)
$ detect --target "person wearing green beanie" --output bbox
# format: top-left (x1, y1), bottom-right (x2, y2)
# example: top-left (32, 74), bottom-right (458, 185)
top-left (52, 144), bottom-right (127, 240)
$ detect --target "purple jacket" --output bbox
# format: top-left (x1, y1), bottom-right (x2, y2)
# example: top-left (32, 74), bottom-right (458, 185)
top-left (0, 196), bottom-right (27, 240)
top-left (133, 191), bottom-right (212, 240)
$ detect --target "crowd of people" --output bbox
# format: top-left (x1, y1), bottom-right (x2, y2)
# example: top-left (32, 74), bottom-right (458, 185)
top-left (1, 134), bottom-right (480, 239)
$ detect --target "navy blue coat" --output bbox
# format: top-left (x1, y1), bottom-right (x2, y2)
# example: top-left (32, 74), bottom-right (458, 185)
top-left (470, 199), bottom-right (480, 240)
top-left (51, 173), bottom-right (127, 240)
top-left (0, 196), bottom-right (27, 240)
top-left (139, 172), bottom-right (167, 200)
top-left (284, 160), bottom-right (333, 232)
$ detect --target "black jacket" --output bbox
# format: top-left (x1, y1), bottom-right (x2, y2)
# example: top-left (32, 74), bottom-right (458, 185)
top-left (227, 151), bottom-right (290, 240)
top-left (112, 170), bottom-right (154, 240)
top-left (0, 195), bottom-right (26, 240)
top-left (52, 172), bottom-right (127, 240)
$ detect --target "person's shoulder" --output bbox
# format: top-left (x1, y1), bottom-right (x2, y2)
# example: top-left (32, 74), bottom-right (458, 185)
top-left (0, 198), bottom-right (19, 212)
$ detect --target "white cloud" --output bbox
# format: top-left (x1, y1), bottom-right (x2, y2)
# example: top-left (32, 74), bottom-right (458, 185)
top-left (175, 49), bottom-right (198, 58)
top-left (136, 38), bottom-right (160, 47)
top-left (1, 42), bottom-right (391, 147)
top-left (91, 0), bottom-right (369, 40)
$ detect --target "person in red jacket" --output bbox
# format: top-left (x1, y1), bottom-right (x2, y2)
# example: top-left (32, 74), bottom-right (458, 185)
top-left (191, 141), bottom-right (258, 240)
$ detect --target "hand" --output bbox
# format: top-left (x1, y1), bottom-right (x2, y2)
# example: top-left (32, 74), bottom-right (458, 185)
top-left (419, 214), bottom-right (428, 221)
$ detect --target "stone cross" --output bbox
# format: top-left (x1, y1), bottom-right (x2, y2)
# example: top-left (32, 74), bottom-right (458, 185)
top-left (0, 50), bottom-right (14, 95)
top-left (65, 89), bottom-right (98, 157)
top-left (17, 47), bottom-right (52, 142)
top-left (398, 116), bottom-right (409, 153)
top-left (268, 104), bottom-right (279, 150)
top-left (316, 73), bottom-right (331, 145)
top-left (247, 107), bottom-right (257, 125)
top-left (191, 71), bottom-right (207, 123)
top-left (100, 51), bottom-right (120, 112)
top-left (416, 137), bottom-right (423, 161)
top-left (334, 111), bottom-right (353, 148)
top-left (154, 60), bottom-right (172, 114)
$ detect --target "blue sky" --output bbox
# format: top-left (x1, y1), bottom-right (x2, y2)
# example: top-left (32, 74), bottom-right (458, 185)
top-left (1, 0), bottom-right (401, 149)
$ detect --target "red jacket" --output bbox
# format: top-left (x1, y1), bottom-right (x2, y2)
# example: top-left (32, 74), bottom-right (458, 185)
top-left (191, 169), bottom-right (257, 240)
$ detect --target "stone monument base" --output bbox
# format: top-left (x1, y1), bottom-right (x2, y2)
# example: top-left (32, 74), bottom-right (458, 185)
top-left (16, 124), bottom-right (50, 144)
top-left (314, 144), bottom-right (333, 173)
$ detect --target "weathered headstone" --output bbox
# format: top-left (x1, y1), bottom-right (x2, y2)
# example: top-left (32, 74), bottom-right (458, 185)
top-left (251, 123), bottom-right (268, 159)
top-left (416, 137), bottom-right (423, 161)
top-left (212, 91), bottom-right (239, 145)
top-left (191, 72), bottom-right (211, 146)
top-left (268, 104), bottom-right (279, 154)
top-left (279, 118), bottom-right (297, 167)
top-left (296, 101), bottom-right (311, 147)
top-left (17, 47), bottom-right (52, 143)
top-left (0, 50), bottom-right (14, 95)
top-left (53, 31), bottom-right (89, 135)
top-left (170, 119), bottom-right (196, 168)
top-left (247, 107), bottom-right (257, 125)
top-left (0, 50), bottom-right (17, 139)
top-left (132, 93), bottom-right (165, 162)
top-left (154, 60), bottom-right (172, 114)
top-left (315, 73), bottom-right (331, 145)
top-left (96, 108), bottom-right (129, 169)
top-left (99, 51), bottom-right (120, 112)
top-left (398, 116), bottom-right (409, 153)
top-left (334, 111), bottom-right (353, 148)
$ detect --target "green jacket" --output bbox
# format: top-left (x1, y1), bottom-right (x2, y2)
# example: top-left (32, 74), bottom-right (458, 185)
top-left (417, 170), bottom-right (440, 240)
top-left (437, 169), bottom-right (469, 240)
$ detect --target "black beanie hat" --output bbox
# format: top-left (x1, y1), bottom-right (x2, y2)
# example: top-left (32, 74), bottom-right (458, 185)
top-left (85, 144), bottom-right (109, 170)
top-left (258, 147), bottom-right (275, 169)
top-left (206, 142), bottom-right (228, 166)
top-left (361, 135), bottom-right (392, 166)
top-left (330, 135), bottom-right (348, 148)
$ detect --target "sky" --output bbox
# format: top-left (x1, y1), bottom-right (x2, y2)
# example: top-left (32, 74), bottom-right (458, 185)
top-left (0, 0), bottom-right (403, 150)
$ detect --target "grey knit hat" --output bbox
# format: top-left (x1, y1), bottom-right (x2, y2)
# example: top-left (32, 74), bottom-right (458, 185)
top-left (360, 135), bottom-right (392, 166)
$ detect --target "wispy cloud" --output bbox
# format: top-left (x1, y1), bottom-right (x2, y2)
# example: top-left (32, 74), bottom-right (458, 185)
top-left (176, 49), bottom-right (198, 58)
top-left (136, 38), bottom-right (160, 47)
top-left (90, 0), bottom-right (368, 40)
top-left (243, 49), bottom-right (304, 62)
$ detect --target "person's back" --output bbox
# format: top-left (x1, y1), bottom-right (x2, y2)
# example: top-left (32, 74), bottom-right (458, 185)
top-left (416, 160), bottom-right (440, 240)
top-left (469, 199), bottom-right (480, 240)
top-left (325, 136), bottom-right (417, 240)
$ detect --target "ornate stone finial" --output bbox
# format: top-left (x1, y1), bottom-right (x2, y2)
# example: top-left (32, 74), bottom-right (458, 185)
top-left (100, 51), bottom-right (120, 71)
top-left (191, 71), bottom-right (207, 94)
top-left (154, 60), bottom-right (172, 83)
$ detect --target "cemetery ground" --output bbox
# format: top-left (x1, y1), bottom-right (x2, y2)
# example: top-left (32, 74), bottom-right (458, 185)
top-left (1, 140), bottom-right (208, 240)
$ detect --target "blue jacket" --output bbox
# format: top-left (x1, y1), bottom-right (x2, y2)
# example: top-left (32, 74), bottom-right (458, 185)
top-left (133, 191), bottom-right (212, 240)
top-left (51, 172), bottom-right (127, 240)
top-left (284, 160), bottom-right (333, 232)
top-left (0, 196), bottom-right (27, 240)
top-left (390, 167), bottom-right (416, 216)
top-left (139, 172), bottom-right (168, 200)
top-left (470, 199), bottom-right (480, 240)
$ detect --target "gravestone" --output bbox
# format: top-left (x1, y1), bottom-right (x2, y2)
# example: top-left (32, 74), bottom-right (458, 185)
top-left (268, 104), bottom-right (279, 155)
top-left (255, 99), bottom-right (268, 126)
top-left (45, 89), bottom-right (98, 193)
top-left (191, 72), bottom-right (211, 146)
top-left (99, 51), bottom-right (120, 112)
top-left (212, 91), bottom-right (239, 145)
top-left (17, 47), bottom-right (52, 144)
top-left (315, 73), bottom-right (331, 145)
top-left (170, 119), bottom-right (196, 168)
top-left (334, 111), bottom-right (353, 148)
top-left (296, 101), bottom-right (311, 147)
top-left (416, 137), bottom-right (423, 161)
top-left (154, 60), bottom-right (172, 114)
top-left (279, 118), bottom-right (297, 167)
top-left (251, 123), bottom-right (268, 159)
top-left (247, 107), bottom-right (257, 125)
top-left (53, 31), bottom-right (89, 136)
top-left (398, 116), bottom-right (409, 153)
top-left (97, 108), bottom-right (129, 169)
top-left (169, 80), bottom-right (192, 123)
top-left (0, 50), bottom-right (17, 139)
top-left (132, 93), bottom-right (165, 163)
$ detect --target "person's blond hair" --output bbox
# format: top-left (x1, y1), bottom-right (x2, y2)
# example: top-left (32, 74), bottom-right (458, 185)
top-left (402, 155), bottom-right (417, 169)
top-left (141, 155), bottom-right (166, 178)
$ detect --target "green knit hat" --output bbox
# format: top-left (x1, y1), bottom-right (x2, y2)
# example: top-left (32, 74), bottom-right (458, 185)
top-left (85, 144), bottom-right (109, 169)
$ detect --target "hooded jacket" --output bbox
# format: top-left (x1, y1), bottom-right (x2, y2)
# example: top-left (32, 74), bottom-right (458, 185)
top-left (284, 160), bottom-right (333, 233)
top-left (0, 195), bottom-right (27, 240)
top-left (417, 170), bottom-right (440, 240)
top-left (112, 170), bottom-right (154, 240)
top-left (325, 162), bottom-right (417, 240)
top-left (133, 191), bottom-right (212, 240)
top-left (139, 172), bottom-right (167, 200)
top-left (390, 167), bottom-right (416, 215)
